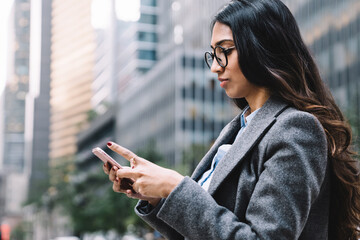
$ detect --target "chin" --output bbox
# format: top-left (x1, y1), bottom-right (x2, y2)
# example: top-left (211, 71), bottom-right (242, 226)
top-left (225, 91), bottom-right (241, 99)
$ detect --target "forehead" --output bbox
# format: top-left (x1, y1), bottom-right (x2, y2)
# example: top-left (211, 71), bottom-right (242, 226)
top-left (211, 22), bottom-right (233, 46)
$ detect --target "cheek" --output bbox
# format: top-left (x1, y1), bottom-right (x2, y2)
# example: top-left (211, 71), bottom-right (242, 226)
top-left (230, 65), bottom-right (246, 84)
top-left (228, 61), bottom-right (244, 79)
top-left (227, 73), bottom-right (251, 98)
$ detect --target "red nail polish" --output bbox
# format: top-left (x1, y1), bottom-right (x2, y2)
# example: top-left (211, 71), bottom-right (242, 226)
top-left (107, 142), bottom-right (112, 147)
top-left (132, 166), bottom-right (134, 169)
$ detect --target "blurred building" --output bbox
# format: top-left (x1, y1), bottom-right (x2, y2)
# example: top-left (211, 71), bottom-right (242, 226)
top-left (116, 0), bottom-right (235, 167)
top-left (19, 0), bottom-right (53, 239)
top-left (74, 0), bottom-right (163, 162)
top-left (49, 0), bottom-right (96, 185)
top-left (73, 0), bottom-right (161, 192)
top-left (0, 0), bottom-right (31, 227)
top-left (25, 0), bottom-right (52, 206)
top-left (0, 94), bottom-right (4, 222)
top-left (90, 0), bottom-right (118, 115)
top-left (115, 0), bottom-right (159, 92)
top-left (71, 1), bottom-right (162, 217)
top-left (117, 49), bottom-right (235, 165)
top-left (48, 0), bottom-right (97, 237)
top-left (287, 0), bottom-right (360, 140)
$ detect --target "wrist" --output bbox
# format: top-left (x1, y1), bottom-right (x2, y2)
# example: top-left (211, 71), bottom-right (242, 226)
top-left (162, 171), bottom-right (184, 198)
top-left (148, 198), bottom-right (161, 207)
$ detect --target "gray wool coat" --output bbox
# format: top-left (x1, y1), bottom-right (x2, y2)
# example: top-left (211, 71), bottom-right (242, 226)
top-left (135, 97), bottom-right (330, 240)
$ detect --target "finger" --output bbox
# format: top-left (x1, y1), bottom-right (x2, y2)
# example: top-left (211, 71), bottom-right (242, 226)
top-left (116, 168), bottom-right (141, 180)
top-left (113, 178), bottom-right (121, 192)
top-left (103, 162), bottom-right (111, 175)
top-left (126, 189), bottom-right (142, 199)
top-left (103, 164), bottom-right (109, 175)
top-left (107, 142), bottom-right (145, 169)
top-left (109, 166), bottom-right (118, 182)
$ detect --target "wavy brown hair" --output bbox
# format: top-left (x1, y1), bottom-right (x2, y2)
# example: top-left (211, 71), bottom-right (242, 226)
top-left (214, 0), bottom-right (360, 239)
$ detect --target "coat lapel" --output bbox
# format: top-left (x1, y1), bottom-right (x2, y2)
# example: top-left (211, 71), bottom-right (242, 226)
top-left (191, 113), bottom-right (242, 181)
top-left (207, 97), bottom-right (288, 195)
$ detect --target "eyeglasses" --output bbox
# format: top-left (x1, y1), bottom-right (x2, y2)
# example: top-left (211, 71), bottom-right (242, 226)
top-left (204, 45), bottom-right (236, 69)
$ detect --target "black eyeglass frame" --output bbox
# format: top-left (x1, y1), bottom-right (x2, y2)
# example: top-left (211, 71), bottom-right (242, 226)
top-left (204, 45), bottom-right (236, 69)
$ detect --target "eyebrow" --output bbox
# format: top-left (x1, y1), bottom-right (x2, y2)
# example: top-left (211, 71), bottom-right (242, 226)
top-left (210, 39), bottom-right (234, 49)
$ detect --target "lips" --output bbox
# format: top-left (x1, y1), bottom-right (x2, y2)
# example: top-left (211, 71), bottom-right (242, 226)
top-left (218, 78), bottom-right (229, 88)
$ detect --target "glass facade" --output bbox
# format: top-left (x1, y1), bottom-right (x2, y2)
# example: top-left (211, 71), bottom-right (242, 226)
top-left (0, 0), bottom-right (32, 222)
top-left (50, 0), bottom-right (96, 183)
top-left (26, 0), bottom-right (51, 207)
top-left (115, 0), bottom-right (159, 92)
top-left (3, 0), bottom-right (31, 173)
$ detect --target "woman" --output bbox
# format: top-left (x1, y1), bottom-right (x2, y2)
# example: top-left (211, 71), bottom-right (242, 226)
top-left (103, 0), bottom-right (360, 239)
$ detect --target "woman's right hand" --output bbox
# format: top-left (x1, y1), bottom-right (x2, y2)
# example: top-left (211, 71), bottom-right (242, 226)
top-left (102, 162), bottom-right (161, 206)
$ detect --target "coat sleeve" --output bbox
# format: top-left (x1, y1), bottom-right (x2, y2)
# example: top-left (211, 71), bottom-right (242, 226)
top-left (133, 118), bottom-right (237, 240)
top-left (135, 199), bottom-right (184, 239)
top-left (148, 111), bottom-right (328, 240)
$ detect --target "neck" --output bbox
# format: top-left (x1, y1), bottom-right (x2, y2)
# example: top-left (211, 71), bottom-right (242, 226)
top-left (246, 87), bottom-right (271, 113)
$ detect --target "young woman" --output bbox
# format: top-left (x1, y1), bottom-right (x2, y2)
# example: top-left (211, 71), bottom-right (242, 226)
top-left (103, 0), bottom-right (360, 239)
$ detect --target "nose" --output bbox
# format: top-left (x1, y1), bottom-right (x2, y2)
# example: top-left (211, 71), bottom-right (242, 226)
top-left (210, 59), bottom-right (223, 73)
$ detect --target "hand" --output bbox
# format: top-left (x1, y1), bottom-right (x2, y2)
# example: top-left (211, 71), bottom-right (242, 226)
top-left (107, 141), bottom-right (184, 201)
top-left (103, 162), bottom-right (160, 205)
top-left (102, 163), bottom-right (134, 191)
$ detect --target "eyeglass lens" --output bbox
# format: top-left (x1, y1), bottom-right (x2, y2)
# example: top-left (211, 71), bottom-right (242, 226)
top-left (214, 47), bottom-right (226, 66)
top-left (205, 52), bottom-right (213, 68)
top-left (205, 46), bottom-right (227, 68)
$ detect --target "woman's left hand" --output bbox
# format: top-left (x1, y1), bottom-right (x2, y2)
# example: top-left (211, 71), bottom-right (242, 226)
top-left (107, 141), bottom-right (185, 200)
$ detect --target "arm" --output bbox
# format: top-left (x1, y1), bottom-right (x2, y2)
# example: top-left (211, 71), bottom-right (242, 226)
top-left (154, 112), bottom-right (328, 239)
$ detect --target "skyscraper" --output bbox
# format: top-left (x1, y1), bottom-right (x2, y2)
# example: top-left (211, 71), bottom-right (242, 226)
top-left (0, 0), bottom-right (31, 226)
top-left (115, 0), bottom-right (159, 92)
top-left (49, 0), bottom-right (96, 184)
top-left (91, 0), bottom-right (118, 114)
top-left (25, 0), bottom-right (52, 206)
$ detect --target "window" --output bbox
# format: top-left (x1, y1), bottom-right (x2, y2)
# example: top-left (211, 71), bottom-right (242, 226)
top-left (138, 50), bottom-right (156, 60)
top-left (139, 13), bottom-right (157, 24)
top-left (138, 31), bottom-right (157, 42)
top-left (141, 0), bottom-right (156, 6)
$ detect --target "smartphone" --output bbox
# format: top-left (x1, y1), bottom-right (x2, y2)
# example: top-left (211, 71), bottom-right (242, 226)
top-left (92, 147), bottom-right (135, 192)
top-left (92, 147), bottom-right (122, 169)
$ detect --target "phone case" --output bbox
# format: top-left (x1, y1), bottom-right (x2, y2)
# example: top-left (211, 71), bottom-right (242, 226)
top-left (92, 147), bottom-right (135, 192)
top-left (92, 147), bottom-right (122, 168)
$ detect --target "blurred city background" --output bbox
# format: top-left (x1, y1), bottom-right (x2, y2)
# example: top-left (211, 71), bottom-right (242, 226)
top-left (0, 0), bottom-right (359, 239)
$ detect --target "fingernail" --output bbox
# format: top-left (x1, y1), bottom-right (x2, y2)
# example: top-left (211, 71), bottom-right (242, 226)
top-left (131, 166), bottom-right (134, 169)
top-left (107, 142), bottom-right (113, 147)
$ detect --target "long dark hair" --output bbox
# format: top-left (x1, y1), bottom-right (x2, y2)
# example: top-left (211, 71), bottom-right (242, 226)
top-left (213, 0), bottom-right (360, 239)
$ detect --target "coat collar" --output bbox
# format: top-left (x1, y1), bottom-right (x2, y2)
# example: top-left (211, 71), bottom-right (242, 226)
top-left (191, 96), bottom-right (289, 195)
